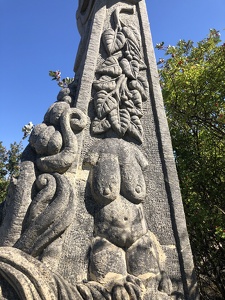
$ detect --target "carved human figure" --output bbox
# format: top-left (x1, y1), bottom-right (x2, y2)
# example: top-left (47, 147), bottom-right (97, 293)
top-left (85, 138), bottom-right (173, 299)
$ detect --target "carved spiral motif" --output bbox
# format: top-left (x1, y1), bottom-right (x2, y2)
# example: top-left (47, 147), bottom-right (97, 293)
top-left (15, 173), bottom-right (76, 257)
top-left (30, 102), bottom-right (87, 174)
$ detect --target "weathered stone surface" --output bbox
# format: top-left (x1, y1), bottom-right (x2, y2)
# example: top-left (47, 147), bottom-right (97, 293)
top-left (0, 1), bottom-right (199, 299)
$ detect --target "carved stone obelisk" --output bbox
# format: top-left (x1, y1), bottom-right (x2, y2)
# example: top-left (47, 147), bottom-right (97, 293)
top-left (0, 1), bottom-right (199, 299)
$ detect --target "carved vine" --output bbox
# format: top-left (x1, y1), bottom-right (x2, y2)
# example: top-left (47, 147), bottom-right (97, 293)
top-left (91, 7), bottom-right (149, 143)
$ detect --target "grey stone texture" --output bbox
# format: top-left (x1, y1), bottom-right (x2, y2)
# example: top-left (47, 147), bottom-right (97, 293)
top-left (0, 1), bottom-right (199, 299)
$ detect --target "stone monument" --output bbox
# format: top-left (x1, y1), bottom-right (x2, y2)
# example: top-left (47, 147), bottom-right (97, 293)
top-left (0, 1), bottom-right (199, 299)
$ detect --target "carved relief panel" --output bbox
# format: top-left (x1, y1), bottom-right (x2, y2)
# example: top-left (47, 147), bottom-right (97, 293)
top-left (91, 6), bottom-right (149, 143)
top-left (0, 1), bottom-right (198, 300)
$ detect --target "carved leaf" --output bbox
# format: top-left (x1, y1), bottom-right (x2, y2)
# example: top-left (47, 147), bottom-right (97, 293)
top-left (93, 76), bottom-right (117, 92)
top-left (139, 60), bottom-right (147, 70)
top-left (109, 108), bottom-right (130, 136)
top-left (120, 58), bottom-right (139, 79)
top-left (92, 117), bottom-right (111, 134)
top-left (126, 107), bottom-right (143, 118)
top-left (126, 90), bottom-right (143, 117)
top-left (122, 26), bottom-right (140, 49)
top-left (128, 75), bottom-right (149, 101)
top-left (126, 38), bottom-right (140, 60)
top-left (127, 115), bottom-right (143, 143)
top-left (125, 32), bottom-right (146, 70)
top-left (123, 99), bottom-right (134, 109)
top-left (131, 90), bottom-right (142, 110)
top-left (102, 29), bottom-right (126, 55)
top-left (95, 91), bottom-right (118, 119)
top-left (96, 57), bottom-right (122, 77)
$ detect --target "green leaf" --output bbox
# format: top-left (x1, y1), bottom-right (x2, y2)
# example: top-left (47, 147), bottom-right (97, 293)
top-left (49, 71), bottom-right (56, 77)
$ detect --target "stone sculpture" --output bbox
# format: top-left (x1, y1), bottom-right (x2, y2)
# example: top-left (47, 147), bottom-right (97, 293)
top-left (0, 0), bottom-right (199, 299)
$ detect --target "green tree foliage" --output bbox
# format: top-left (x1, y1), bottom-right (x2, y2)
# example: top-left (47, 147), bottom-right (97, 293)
top-left (0, 141), bottom-right (22, 203)
top-left (0, 142), bottom-right (8, 203)
top-left (157, 29), bottom-right (225, 299)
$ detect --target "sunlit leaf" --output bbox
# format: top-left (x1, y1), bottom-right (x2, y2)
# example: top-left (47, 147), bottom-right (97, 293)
top-left (122, 26), bottom-right (140, 49)
top-left (96, 56), bottom-right (122, 77)
top-left (127, 115), bottom-right (143, 143)
top-left (120, 58), bottom-right (139, 79)
top-left (91, 117), bottom-right (111, 134)
top-left (128, 75), bottom-right (149, 100)
top-left (102, 29), bottom-right (126, 55)
top-left (93, 76), bottom-right (117, 92)
top-left (109, 108), bottom-right (130, 136)
top-left (95, 91), bottom-right (118, 119)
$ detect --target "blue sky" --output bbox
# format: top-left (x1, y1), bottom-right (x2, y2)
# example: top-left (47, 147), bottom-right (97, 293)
top-left (1, 0), bottom-right (224, 149)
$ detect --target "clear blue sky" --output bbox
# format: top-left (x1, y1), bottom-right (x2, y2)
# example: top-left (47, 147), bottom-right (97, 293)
top-left (1, 0), bottom-right (224, 149)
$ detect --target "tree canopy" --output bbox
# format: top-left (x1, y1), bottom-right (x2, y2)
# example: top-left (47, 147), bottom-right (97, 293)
top-left (157, 29), bottom-right (225, 299)
top-left (0, 141), bottom-right (22, 203)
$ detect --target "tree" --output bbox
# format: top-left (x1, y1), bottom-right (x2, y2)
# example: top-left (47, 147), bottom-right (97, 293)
top-left (0, 142), bottom-right (8, 203)
top-left (157, 29), bottom-right (225, 299)
top-left (0, 141), bottom-right (22, 203)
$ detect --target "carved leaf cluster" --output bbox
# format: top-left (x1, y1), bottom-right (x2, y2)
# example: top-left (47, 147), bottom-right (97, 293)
top-left (91, 9), bottom-right (149, 143)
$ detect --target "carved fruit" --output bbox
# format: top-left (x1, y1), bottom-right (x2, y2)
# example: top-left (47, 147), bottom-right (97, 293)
top-left (47, 131), bottom-right (63, 155)
top-left (44, 102), bottom-right (70, 126)
top-left (126, 54), bottom-right (133, 61)
top-left (57, 88), bottom-right (71, 101)
top-left (36, 107), bottom-right (87, 174)
top-left (29, 124), bottom-right (62, 156)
